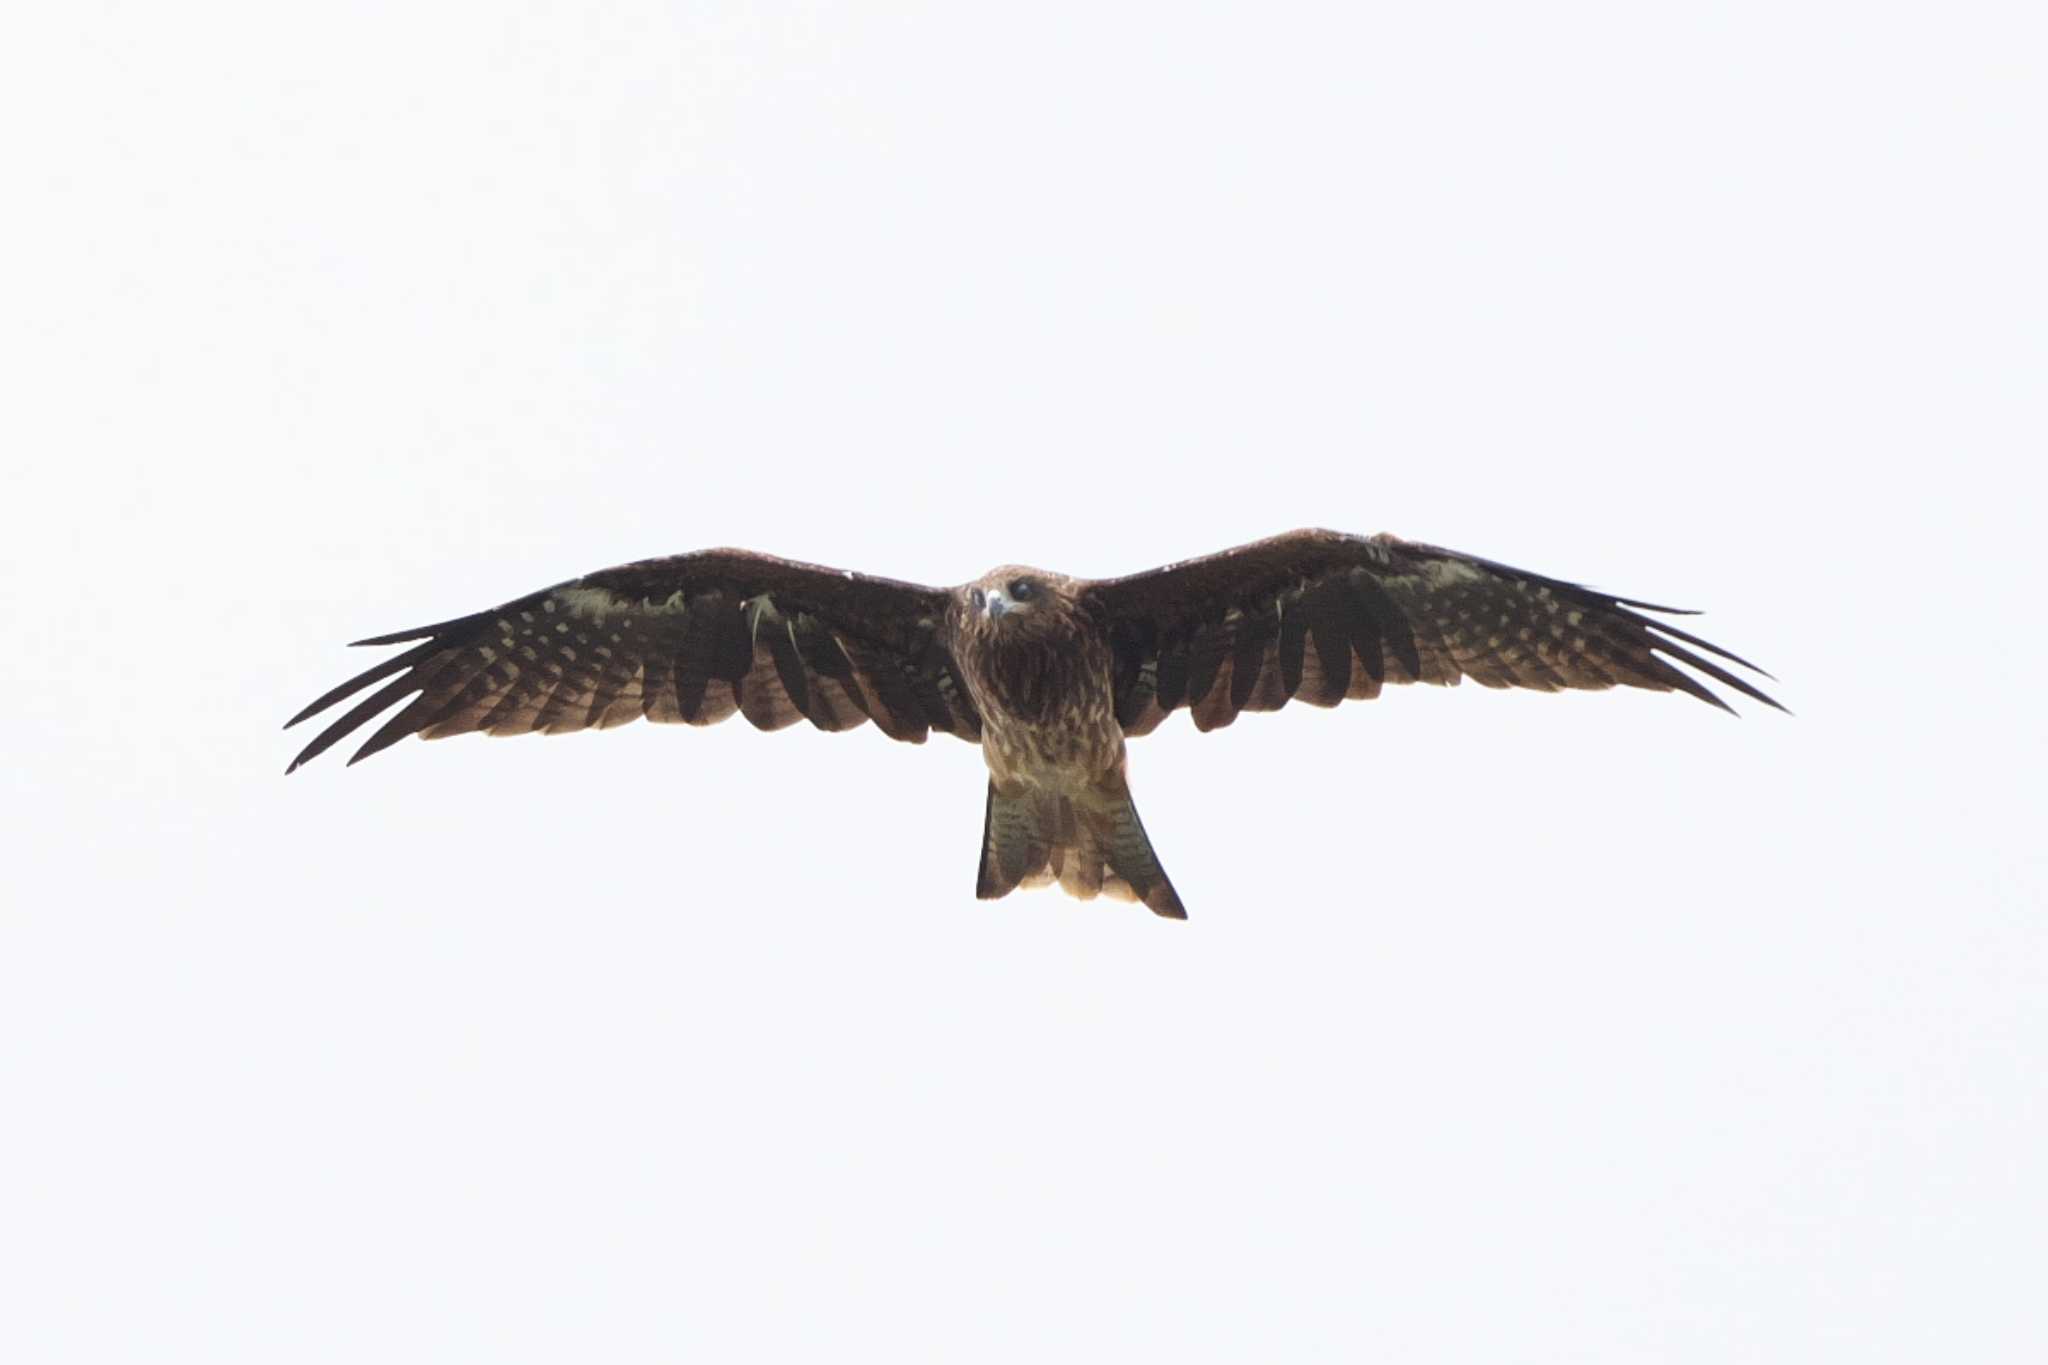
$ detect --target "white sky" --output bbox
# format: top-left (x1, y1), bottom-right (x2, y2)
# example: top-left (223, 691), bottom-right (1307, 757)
top-left (5, 3), bottom-right (2044, 1360)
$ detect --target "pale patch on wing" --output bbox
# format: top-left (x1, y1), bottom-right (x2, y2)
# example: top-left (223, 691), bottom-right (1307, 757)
top-left (1416, 557), bottom-right (1487, 588)
top-left (554, 584), bottom-right (692, 623)
top-left (743, 593), bottom-right (783, 639)
top-left (552, 586), bottom-right (624, 623)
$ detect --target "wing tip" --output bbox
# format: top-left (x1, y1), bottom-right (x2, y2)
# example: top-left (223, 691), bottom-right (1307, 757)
top-left (1647, 640), bottom-right (1789, 717)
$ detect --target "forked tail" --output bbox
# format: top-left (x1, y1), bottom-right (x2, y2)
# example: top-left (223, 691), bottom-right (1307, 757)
top-left (975, 777), bottom-right (1186, 919)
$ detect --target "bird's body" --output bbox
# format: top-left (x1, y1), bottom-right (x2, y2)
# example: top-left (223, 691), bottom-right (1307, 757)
top-left (947, 568), bottom-right (1175, 912)
top-left (287, 529), bottom-right (1783, 918)
top-left (950, 570), bottom-right (1120, 782)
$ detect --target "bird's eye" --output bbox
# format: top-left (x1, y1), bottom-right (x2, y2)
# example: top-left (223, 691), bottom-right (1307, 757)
top-left (970, 588), bottom-right (986, 609)
top-left (1009, 579), bottom-right (1035, 601)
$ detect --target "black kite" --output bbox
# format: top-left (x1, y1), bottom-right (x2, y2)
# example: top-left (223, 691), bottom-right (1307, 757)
top-left (286, 529), bottom-right (1783, 917)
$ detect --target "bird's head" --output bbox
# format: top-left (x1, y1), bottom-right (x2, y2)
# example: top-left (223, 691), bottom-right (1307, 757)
top-left (960, 567), bottom-right (1073, 640)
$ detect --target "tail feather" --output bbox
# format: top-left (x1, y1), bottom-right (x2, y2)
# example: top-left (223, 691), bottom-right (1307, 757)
top-left (976, 779), bottom-right (1186, 919)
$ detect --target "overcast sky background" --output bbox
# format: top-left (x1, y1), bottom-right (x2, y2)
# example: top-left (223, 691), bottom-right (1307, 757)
top-left (5, 3), bottom-right (2044, 1360)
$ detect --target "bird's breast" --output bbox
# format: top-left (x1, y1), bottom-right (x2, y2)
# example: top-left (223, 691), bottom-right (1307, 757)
top-left (966, 631), bottom-right (1122, 789)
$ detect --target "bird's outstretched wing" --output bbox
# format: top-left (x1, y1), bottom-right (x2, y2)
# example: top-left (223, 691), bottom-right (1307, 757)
top-left (1082, 529), bottom-right (1784, 735)
top-left (285, 550), bottom-right (980, 771)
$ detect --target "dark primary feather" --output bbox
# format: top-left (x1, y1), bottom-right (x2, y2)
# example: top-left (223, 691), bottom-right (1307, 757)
top-left (285, 550), bottom-right (980, 772)
top-left (1084, 529), bottom-right (1783, 736)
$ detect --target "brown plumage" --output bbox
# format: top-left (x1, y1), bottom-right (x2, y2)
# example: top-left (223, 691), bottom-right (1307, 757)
top-left (286, 529), bottom-right (1784, 918)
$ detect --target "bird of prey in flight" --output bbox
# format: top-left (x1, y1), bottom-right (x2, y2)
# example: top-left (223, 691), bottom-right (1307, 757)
top-left (286, 529), bottom-right (1782, 918)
